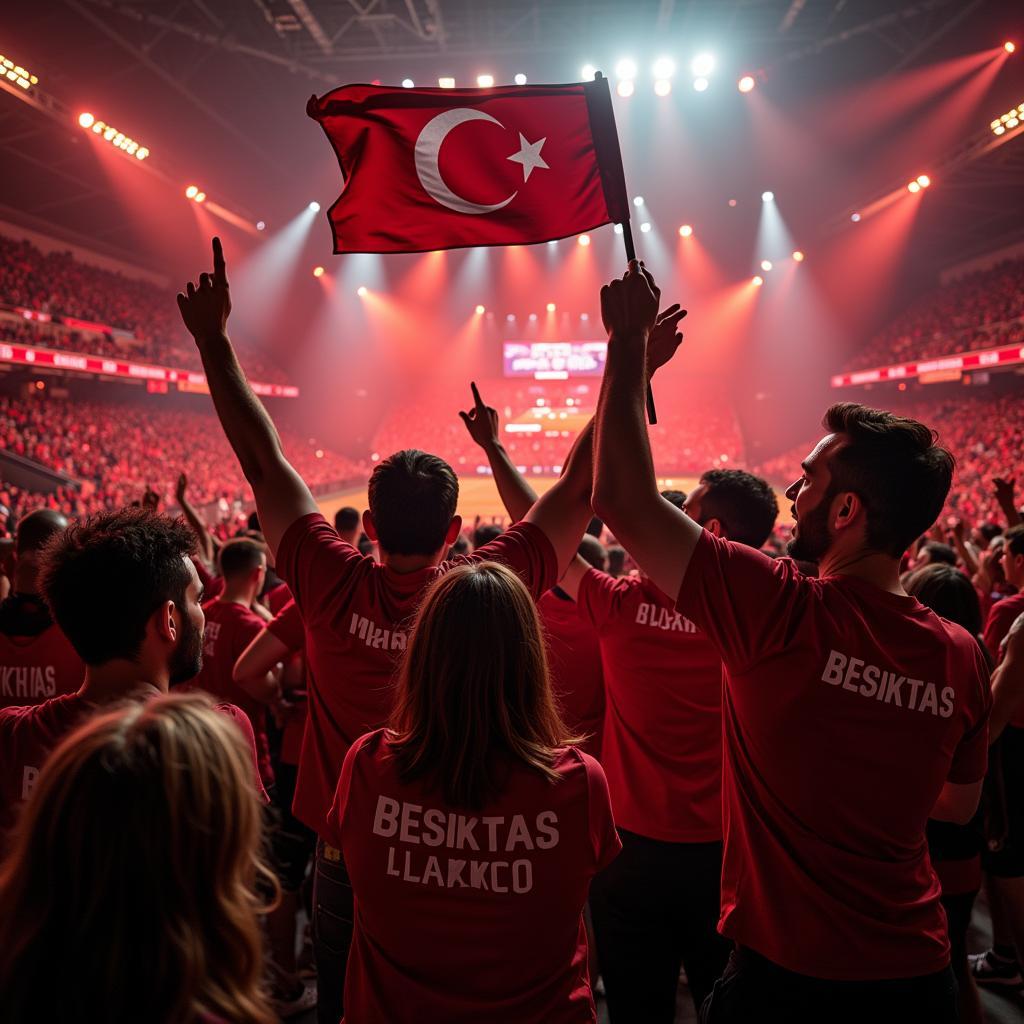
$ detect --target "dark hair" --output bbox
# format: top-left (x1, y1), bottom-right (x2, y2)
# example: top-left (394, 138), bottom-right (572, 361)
top-left (585, 516), bottom-right (604, 538)
top-left (979, 522), bottom-right (1003, 543)
top-left (578, 535), bottom-right (607, 571)
top-left (823, 403), bottom-right (954, 558)
top-left (39, 509), bottom-right (195, 666)
top-left (473, 523), bottom-right (504, 549)
top-left (660, 489), bottom-right (687, 510)
top-left (698, 469), bottom-right (778, 549)
top-left (921, 541), bottom-right (957, 566)
top-left (388, 563), bottom-right (575, 809)
top-left (246, 511), bottom-right (261, 533)
top-left (218, 538), bottom-right (266, 580)
top-left (903, 563), bottom-right (984, 644)
top-left (607, 546), bottom-right (626, 577)
top-left (15, 509), bottom-right (68, 556)
top-left (1006, 524), bottom-right (1024, 559)
top-left (367, 450), bottom-right (459, 556)
top-left (334, 506), bottom-right (360, 534)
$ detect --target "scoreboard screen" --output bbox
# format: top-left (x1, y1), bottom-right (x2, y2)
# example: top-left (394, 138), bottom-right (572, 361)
top-left (502, 341), bottom-right (607, 379)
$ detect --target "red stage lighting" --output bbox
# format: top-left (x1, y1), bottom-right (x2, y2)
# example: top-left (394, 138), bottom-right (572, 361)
top-left (313, 266), bottom-right (325, 278)
top-left (752, 275), bottom-right (764, 287)
top-left (907, 180), bottom-right (921, 193)
top-left (357, 286), bottom-right (368, 297)
top-left (792, 250), bottom-right (805, 262)
top-left (738, 75), bottom-right (755, 93)
top-left (1005, 42), bottom-right (1016, 54)
top-left (679, 224), bottom-right (693, 237)
top-left (474, 304), bottom-right (486, 315)
top-left (578, 233), bottom-right (591, 246)
top-left (916, 174), bottom-right (931, 188)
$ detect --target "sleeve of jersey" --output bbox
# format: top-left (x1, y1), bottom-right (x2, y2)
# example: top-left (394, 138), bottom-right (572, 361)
top-left (576, 568), bottom-right (626, 628)
top-left (216, 702), bottom-right (270, 803)
top-left (983, 602), bottom-right (1015, 664)
top-left (326, 732), bottom-right (370, 850)
top-left (465, 522), bottom-right (558, 599)
top-left (676, 530), bottom-right (806, 671)
top-left (947, 644), bottom-right (993, 785)
top-left (584, 751), bottom-right (622, 872)
top-left (275, 513), bottom-right (366, 628)
top-left (267, 599), bottom-right (305, 654)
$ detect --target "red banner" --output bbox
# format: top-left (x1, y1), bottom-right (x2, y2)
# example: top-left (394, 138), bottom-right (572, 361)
top-left (830, 342), bottom-right (1024, 388)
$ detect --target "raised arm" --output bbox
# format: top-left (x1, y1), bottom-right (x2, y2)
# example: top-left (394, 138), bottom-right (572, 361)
top-left (459, 381), bottom-right (538, 522)
top-left (994, 477), bottom-right (1022, 528)
top-left (233, 627), bottom-right (290, 704)
top-left (592, 262), bottom-right (701, 602)
top-left (176, 238), bottom-right (318, 556)
top-left (991, 615), bottom-right (1024, 743)
top-left (175, 472), bottom-right (215, 568)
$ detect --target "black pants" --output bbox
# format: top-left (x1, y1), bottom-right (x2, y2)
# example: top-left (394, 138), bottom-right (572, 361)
top-left (700, 946), bottom-right (958, 1024)
top-left (312, 840), bottom-right (354, 1024)
top-left (590, 829), bottom-right (730, 1021)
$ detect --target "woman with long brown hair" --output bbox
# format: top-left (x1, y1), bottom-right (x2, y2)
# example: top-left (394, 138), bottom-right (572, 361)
top-left (0, 692), bottom-right (277, 1024)
top-left (323, 560), bottom-right (620, 1023)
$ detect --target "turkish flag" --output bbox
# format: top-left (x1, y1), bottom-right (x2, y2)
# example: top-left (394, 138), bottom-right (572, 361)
top-left (307, 78), bottom-right (630, 254)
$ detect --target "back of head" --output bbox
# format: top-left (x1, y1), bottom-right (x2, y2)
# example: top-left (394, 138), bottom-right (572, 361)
top-left (1006, 524), bottom-right (1024, 559)
top-left (920, 541), bottom-right (957, 567)
top-left (823, 403), bottom-right (954, 558)
top-left (218, 537), bottom-right (266, 581)
top-left (389, 562), bottom-right (571, 808)
top-left (367, 449), bottom-right (459, 556)
top-left (15, 509), bottom-right (68, 557)
top-left (334, 506), bottom-right (360, 535)
top-left (472, 523), bottom-right (504, 549)
top-left (698, 469), bottom-right (779, 549)
top-left (578, 534), bottom-right (607, 572)
top-left (585, 515), bottom-right (604, 539)
top-left (38, 508), bottom-right (194, 666)
top-left (607, 546), bottom-right (626, 577)
top-left (903, 563), bottom-right (984, 643)
top-left (0, 692), bottom-right (274, 1024)
top-left (660, 489), bottom-right (687, 511)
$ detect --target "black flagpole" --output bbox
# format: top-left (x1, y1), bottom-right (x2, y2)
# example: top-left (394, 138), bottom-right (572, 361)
top-left (594, 71), bottom-right (657, 425)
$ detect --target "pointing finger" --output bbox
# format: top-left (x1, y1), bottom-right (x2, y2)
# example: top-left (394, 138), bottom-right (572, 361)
top-left (212, 237), bottom-right (228, 287)
top-left (470, 381), bottom-right (484, 409)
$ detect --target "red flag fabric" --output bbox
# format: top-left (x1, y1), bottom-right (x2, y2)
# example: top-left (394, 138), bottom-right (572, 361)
top-left (307, 79), bottom-right (630, 254)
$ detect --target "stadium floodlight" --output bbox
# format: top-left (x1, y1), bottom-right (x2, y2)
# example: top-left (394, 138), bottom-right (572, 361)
top-left (617, 80), bottom-right (635, 98)
top-left (907, 180), bottom-right (921, 193)
top-left (633, 196), bottom-right (644, 207)
top-left (679, 224), bottom-right (693, 237)
top-left (761, 190), bottom-right (774, 202)
top-left (477, 74), bottom-right (495, 88)
top-left (514, 73), bottom-right (527, 85)
top-left (615, 58), bottom-right (638, 81)
top-left (1005, 42), bottom-right (1016, 54)
top-left (690, 53), bottom-right (715, 77)
top-left (79, 113), bottom-right (150, 159)
top-left (654, 79), bottom-right (672, 97)
top-left (506, 313), bottom-right (516, 322)
top-left (738, 75), bottom-right (755, 93)
top-left (792, 250), bottom-right (805, 262)
top-left (581, 64), bottom-right (597, 81)
top-left (194, 192), bottom-right (206, 203)
top-left (991, 101), bottom-right (1024, 135)
top-left (916, 174), bottom-right (931, 188)
top-left (308, 201), bottom-right (321, 212)
top-left (760, 259), bottom-right (773, 271)
top-left (752, 275), bottom-right (764, 287)
top-left (256, 220), bottom-right (266, 231)
top-left (475, 304), bottom-right (486, 315)
top-left (546, 302), bottom-right (556, 312)
top-left (357, 286), bottom-right (368, 297)
top-left (528, 313), bottom-right (538, 321)
top-left (438, 77), bottom-right (455, 89)
top-left (313, 266), bottom-right (325, 278)
top-left (693, 77), bottom-right (709, 92)
top-left (614, 223), bottom-right (624, 234)
top-left (640, 222), bottom-right (652, 233)
top-left (578, 234), bottom-right (591, 246)
top-left (850, 212), bottom-right (861, 222)
top-left (652, 57), bottom-right (676, 79)
top-left (0, 54), bottom-right (39, 91)
top-left (185, 185), bottom-right (199, 199)
top-left (401, 78), bottom-right (414, 88)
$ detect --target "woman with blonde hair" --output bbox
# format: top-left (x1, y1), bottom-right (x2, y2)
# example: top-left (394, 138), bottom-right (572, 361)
top-left (323, 561), bottom-right (621, 1023)
top-left (0, 691), bottom-right (277, 1024)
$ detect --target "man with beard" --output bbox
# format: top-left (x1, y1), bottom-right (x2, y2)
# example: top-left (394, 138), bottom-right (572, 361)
top-left (592, 264), bottom-right (991, 1023)
top-left (0, 508), bottom-right (265, 844)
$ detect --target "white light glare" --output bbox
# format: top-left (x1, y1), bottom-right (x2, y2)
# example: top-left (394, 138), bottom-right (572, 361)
top-left (652, 57), bottom-right (676, 79)
top-left (581, 64), bottom-right (597, 81)
top-left (691, 53), bottom-right (715, 77)
top-left (693, 77), bottom-right (709, 92)
top-left (761, 191), bottom-right (774, 203)
top-left (477, 74), bottom-right (494, 88)
top-left (308, 201), bottom-right (321, 212)
top-left (401, 78), bottom-right (414, 88)
top-left (615, 58), bottom-right (638, 81)
top-left (514, 73), bottom-right (527, 85)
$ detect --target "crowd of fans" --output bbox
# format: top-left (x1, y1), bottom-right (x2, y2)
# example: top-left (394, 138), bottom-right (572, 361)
top-left (0, 234), bottom-right (287, 382)
top-left (847, 255), bottom-right (1024, 370)
top-left (0, 393), bottom-right (365, 528)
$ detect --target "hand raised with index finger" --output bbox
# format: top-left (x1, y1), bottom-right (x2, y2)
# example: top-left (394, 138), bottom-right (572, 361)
top-left (176, 236), bottom-right (232, 342)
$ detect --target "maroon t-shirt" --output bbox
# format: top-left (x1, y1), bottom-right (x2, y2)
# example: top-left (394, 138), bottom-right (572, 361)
top-left (677, 531), bottom-right (991, 980)
top-left (0, 692), bottom-right (267, 843)
top-left (538, 589), bottom-right (605, 759)
top-left (577, 568), bottom-right (723, 843)
top-left (0, 622), bottom-right (85, 709)
top-left (326, 730), bottom-right (620, 1023)
top-left (193, 599), bottom-right (273, 786)
top-left (266, 599), bottom-right (308, 767)
top-left (277, 514), bottom-right (558, 838)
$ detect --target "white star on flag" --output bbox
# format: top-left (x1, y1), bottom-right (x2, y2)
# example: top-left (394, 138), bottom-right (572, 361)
top-left (507, 133), bottom-right (549, 182)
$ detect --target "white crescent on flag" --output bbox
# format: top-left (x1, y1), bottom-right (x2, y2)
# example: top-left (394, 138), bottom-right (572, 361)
top-left (414, 108), bottom-right (518, 215)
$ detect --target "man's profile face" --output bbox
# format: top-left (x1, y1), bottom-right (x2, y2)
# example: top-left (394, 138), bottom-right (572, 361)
top-left (169, 556), bottom-right (205, 685)
top-left (785, 434), bottom-right (841, 563)
top-left (682, 484), bottom-right (708, 526)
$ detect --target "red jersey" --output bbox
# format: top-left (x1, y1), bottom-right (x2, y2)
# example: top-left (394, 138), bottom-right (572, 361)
top-left (0, 594), bottom-right (85, 709)
top-left (538, 589), bottom-right (604, 759)
top-left (983, 591), bottom-right (1024, 661)
top-left (277, 514), bottom-right (558, 838)
top-left (266, 581), bottom-right (292, 615)
top-left (193, 599), bottom-right (273, 785)
top-left (0, 691), bottom-right (268, 842)
top-left (577, 568), bottom-right (722, 843)
top-left (677, 531), bottom-right (991, 980)
top-left (326, 730), bottom-right (620, 1023)
top-left (267, 599), bottom-right (308, 767)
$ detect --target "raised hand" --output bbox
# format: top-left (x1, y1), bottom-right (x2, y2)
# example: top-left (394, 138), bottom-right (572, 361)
top-left (142, 483), bottom-right (161, 512)
top-left (994, 476), bottom-right (1016, 507)
top-left (647, 302), bottom-right (687, 375)
top-left (176, 236), bottom-right (232, 341)
top-left (601, 260), bottom-right (660, 340)
top-left (458, 381), bottom-right (500, 449)
top-left (175, 472), bottom-right (188, 504)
